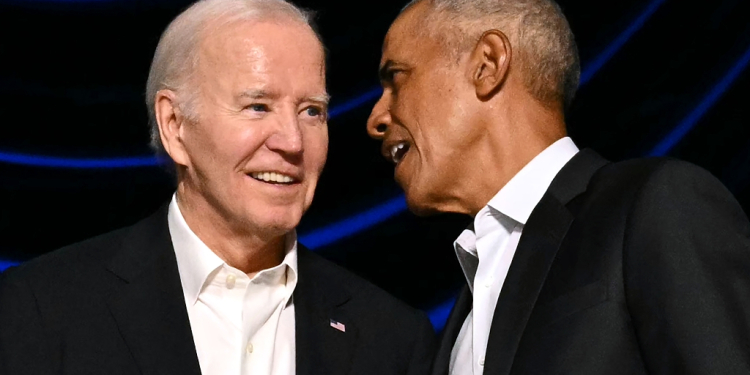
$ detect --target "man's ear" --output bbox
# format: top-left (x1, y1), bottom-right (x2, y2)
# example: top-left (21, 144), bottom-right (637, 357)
top-left (154, 89), bottom-right (191, 167)
top-left (469, 30), bottom-right (512, 99)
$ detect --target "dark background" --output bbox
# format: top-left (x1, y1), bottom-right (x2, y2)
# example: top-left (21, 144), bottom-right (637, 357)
top-left (1, 0), bottom-right (749, 329)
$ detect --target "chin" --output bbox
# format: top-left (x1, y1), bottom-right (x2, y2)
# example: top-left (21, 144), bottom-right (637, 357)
top-left (243, 205), bottom-right (304, 236)
top-left (403, 188), bottom-right (442, 217)
top-left (403, 179), bottom-right (467, 217)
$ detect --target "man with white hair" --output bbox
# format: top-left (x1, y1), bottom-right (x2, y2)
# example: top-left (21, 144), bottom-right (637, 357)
top-left (367, 0), bottom-right (750, 374)
top-left (0, 1), bottom-right (436, 374)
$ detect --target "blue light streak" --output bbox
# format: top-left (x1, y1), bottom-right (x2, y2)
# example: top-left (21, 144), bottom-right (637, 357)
top-left (580, 0), bottom-right (667, 85)
top-left (423, 41), bottom-right (750, 327)
top-left (299, 195), bottom-right (407, 249)
top-left (427, 295), bottom-right (459, 332)
top-left (0, 88), bottom-right (382, 169)
top-left (0, 0), bottom-right (663, 170)
top-left (0, 0), bottom-right (670, 330)
top-left (649, 44), bottom-right (750, 156)
top-left (0, 151), bottom-right (168, 169)
top-left (0, 260), bottom-right (19, 273)
top-left (327, 86), bottom-right (382, 119)
top-left (0, 197), bottom-right (407, 272)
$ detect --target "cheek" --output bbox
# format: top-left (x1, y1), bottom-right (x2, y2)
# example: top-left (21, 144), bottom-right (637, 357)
top-left (303, 126), bottom-right (329, 173)
top-left (199, 121), bottom-right (266, 164)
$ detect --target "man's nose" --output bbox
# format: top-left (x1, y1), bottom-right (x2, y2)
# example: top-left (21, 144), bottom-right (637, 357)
top-left (267, 113), bottom-right (303, 155)
top-left (366, 95), bottom-right (390, 140)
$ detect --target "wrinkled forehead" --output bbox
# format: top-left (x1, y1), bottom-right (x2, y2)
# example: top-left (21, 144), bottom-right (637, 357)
top-left (199, 16), bottom-right (325, 71)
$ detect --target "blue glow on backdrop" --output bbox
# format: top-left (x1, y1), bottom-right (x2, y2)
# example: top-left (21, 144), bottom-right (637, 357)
top-left (0, 196), bottom-right (408, 272)
top-left (0, 0), bottom-right (665, 170)
top-left (299, 195), bottom-right (407, 250)
top-left (0, 88), bottom-right (382, 169)
top-left (0, 151), bottom-right (168, 169)
top-left (427, 295), bottom-right (460, 332)
top-left (0, 261), bottom-right (18, 272)
top-left (426, 40), bottom-right (750, 328)
top-left (326, 86), bottom-right (382, 119)
top-left (649, 43), bottom-right (750, 156)
top-left (7, 0), bottom-right (737, 331)
top-left (579, 0), bottom-right (667, 85)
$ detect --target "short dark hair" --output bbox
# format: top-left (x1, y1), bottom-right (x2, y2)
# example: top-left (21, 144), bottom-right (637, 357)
top-left (405, 0), bottom-right (580, 109)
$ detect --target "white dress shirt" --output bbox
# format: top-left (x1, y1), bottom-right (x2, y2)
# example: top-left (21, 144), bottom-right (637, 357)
top-left (168, 196), bottom-right (297, 375)
top-left (449, 137), bottom-right (579, 375)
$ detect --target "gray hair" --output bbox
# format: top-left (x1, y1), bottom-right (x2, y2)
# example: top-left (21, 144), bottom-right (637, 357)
top-left (145, 0), bottom-right (320, 155)
top-left (405, 0), bottom-right (580, 110)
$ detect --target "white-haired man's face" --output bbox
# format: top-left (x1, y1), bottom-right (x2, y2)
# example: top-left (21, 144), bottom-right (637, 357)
top-left (161, 18), bottom-right (329, 238)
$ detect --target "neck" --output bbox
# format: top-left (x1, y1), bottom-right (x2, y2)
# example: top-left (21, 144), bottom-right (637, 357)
top-left (457, 98), bottom-right (567, 216)
top-left (175, 184), bottom-right (286, 276)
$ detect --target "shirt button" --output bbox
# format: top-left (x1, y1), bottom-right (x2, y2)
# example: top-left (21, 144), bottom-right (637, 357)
top-left (479, 358), bottom-right (485, 366)
top-left (226, 274), bottom-right (236, 289)
top-left (246, 342), bottom-right (254, 354)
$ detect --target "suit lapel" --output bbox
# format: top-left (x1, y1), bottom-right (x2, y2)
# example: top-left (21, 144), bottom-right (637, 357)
top-left (483, 193), bottom-right (574, 375)
top-left (432, 286), bottom-right (472, 375)
top-left (295, 247), bottom-right (357, 375)
top-left (104, 206), bottom-right (202, 375)
top-left (483, 149), bottom-right (609, 375)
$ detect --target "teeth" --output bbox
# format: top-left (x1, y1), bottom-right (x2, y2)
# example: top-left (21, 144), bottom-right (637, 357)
top-left (250, 172), bottom-right (295, 183)
top-left (390, 142), bottom-right (408, 163)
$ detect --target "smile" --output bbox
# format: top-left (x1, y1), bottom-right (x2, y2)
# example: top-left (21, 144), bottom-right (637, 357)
top-left (249, 172), bottom-right (298, 185)
top-left (390, 141), bottom-right (410, 164)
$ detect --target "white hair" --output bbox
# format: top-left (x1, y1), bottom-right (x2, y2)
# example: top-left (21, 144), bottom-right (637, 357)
top-left (145, 0), bottom-right (321, 155)
top-left (405, 0), bottom-right (580, 110)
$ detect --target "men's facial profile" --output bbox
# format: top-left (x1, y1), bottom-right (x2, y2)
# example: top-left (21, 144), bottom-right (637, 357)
top-left (366, 1), bottom-right (512, 216)
top-left (156, 17), bottom-right (328, 238)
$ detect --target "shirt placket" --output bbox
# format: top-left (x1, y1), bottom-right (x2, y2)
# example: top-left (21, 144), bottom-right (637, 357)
top-left (241, 267), bottom-right (288, 374)
top-left (472, 214), bottom-right (512, 375)
top-left (472, 235), bottom-right (493, 375)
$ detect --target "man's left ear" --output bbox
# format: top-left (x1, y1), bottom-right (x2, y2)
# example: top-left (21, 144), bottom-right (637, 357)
top-left (470, 30), bottom-right (512, 99)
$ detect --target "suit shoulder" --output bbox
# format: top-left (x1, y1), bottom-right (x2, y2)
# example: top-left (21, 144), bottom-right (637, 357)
top-left (584, 157), bottom-right (726, 202)
top-left (604, 157), bottom-right (750, 253)
top-left (595, 157), bottom-right (716, 188)
top-left (2, 221), bottom-right (136, 286)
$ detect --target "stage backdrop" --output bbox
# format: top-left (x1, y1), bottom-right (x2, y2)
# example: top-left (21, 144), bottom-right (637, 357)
top-left (1, 0), bottom-right (750, 329)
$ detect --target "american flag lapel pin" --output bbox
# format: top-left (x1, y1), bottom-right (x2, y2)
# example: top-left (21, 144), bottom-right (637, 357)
top-left (330, 319), bottom-right (346, 333)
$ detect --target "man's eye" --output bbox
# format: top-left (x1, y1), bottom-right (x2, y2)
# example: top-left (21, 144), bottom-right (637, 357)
top-left (305, 107), bottom-right (324, 117)
top-left (248, 104), bottom-right (269, 112)
top-left (387, 69), bottom-right (404, 83)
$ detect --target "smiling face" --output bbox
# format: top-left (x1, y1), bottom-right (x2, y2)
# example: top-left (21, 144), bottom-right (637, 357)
top-left (366, 2), bottom-right (487, 215)
top-left (173, 18), bottom-right (328, 238)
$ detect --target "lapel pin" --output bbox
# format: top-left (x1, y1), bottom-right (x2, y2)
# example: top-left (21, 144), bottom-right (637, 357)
top-left (330, 319), bottom-right (346, 333)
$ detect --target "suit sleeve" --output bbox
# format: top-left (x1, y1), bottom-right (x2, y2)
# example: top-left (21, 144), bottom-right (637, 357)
top-left (0, 268), bottom-right (58, 374)
top-left (623, 160), bottom-right (750, 374)
top-left (406, 309), bottom-right (438, 375)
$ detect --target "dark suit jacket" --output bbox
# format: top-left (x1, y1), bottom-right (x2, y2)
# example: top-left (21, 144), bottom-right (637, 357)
top-left (0, 205), bottom-right (436, 375)
top-left (434, 149), bottom-right (750, 375)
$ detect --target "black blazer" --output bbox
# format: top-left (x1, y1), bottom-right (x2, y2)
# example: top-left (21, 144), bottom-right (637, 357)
top-left (0, 205), bottom-right (436, 375)
top-left (434, 149), bottom-right (750, 375)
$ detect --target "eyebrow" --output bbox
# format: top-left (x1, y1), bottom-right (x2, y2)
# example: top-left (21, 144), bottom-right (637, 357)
top-left (307, 94), bottom-right (331, 106)
top-left (238, 89), bottom-right (277, 100)
top-left (238, 89), bottom-right (330, 106)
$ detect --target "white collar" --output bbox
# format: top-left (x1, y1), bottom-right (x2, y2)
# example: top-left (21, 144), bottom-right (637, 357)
top-left (453, 137), bottom-right (579, 289)
top-left (484, 136), bottom-right (579, 225)
top-left (454, 137), bottom-right (579, 253)
top-left (167, 195), bottom-right (299, 305)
